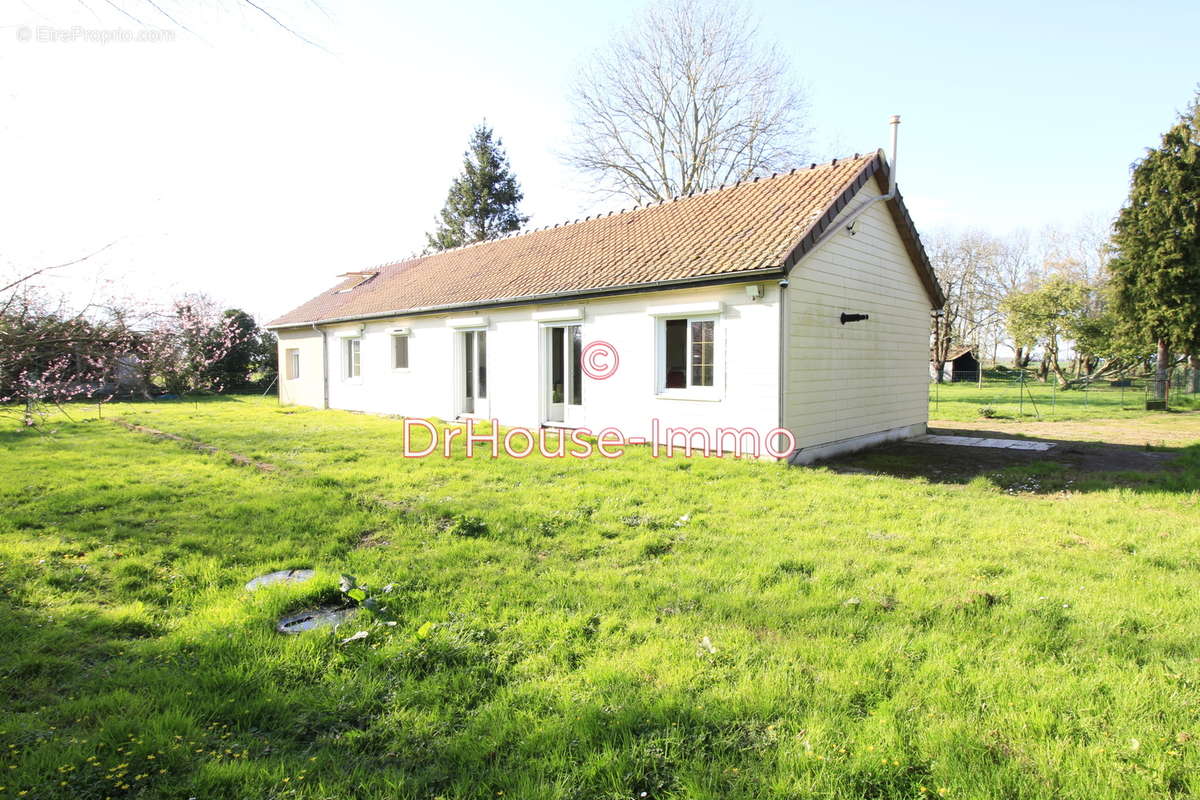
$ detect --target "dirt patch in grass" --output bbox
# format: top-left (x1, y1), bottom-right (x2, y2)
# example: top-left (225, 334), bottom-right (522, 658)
top-left (930, 411), bottom-right (1200, 448)
top-left (817, 426), bottom-right (1183, 493)
top-left (356, 529), bottom-right (391, 549)
top-left (113, 418), bottom-right (276, 472)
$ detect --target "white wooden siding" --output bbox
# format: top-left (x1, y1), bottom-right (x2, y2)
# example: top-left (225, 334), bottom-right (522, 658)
top-left (781, 175), bottom-right (933, 449)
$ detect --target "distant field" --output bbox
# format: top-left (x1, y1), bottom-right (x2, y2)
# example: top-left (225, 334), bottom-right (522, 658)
top-left (2, 397), bottom-right (1199, 799)
top-left (929, 375), bottom-right (1200, 422)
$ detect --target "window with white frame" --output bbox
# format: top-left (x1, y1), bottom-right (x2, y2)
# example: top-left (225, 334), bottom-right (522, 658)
top-left (660, 317), bottom-right (716, 391)
top-left (285, 348), bottom-right (300, 380)
top-left (344, 337), bottom-right (361, 379)
top-left (392, 334), bottom-right (409, 370)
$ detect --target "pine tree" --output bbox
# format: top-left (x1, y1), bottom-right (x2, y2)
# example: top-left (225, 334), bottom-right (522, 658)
top-left (426, 123), bottom-right (528, 251)
top-left (1109, 91), bottom-right (1200, 400)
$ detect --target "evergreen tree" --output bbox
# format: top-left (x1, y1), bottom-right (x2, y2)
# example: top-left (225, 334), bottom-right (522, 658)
top-left (426, 123), bottom-right (528, 251)
top-left (1109, 91), bottom-right (1200, 399)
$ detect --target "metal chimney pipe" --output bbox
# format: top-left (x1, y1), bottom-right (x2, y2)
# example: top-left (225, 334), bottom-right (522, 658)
top-left (888, 115), bottom-right (900, 195)
top-left (806, 114), bottom-right (903, 252)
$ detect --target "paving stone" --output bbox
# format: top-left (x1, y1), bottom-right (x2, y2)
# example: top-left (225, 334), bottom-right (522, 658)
top-left (276, 606), bottom-right (355, 634)
top-left (245, 568), bottom-right (315, 591)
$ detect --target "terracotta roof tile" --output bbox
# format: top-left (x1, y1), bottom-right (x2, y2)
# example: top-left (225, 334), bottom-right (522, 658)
top-left (268, 152), bottom-right (900, 328)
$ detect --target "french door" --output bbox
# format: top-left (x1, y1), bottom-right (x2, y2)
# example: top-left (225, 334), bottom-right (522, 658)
top-left (544, 324), bottom-right (583, 426)
top-left (460, 330), bottom-right (487, 417)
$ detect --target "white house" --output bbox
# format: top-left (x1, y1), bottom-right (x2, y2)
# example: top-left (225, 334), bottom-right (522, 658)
top-left (267, 147), bottom-right (945, 464)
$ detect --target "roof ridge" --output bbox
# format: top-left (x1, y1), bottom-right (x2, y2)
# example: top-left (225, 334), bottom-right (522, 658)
top-left (362, 152), bottom-right (876, 274)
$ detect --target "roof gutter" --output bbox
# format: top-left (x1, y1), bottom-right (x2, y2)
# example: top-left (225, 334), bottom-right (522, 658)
top-left (807, 115), bottom-right (901, 252)
top-left (268, 267), bottom-right (785, 331)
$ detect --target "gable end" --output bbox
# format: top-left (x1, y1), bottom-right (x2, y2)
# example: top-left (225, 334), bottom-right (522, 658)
top-left (779, 152), bottom-right (945, 309)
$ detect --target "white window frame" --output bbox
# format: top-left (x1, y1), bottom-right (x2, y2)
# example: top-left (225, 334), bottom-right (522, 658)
top-left (285, 348), bottom-right (300, 381)
top-left (391, 333), bottom-right (410, 371)
top-left (343, 336), bottom-right (362, 382)
top-left (654, 314), bottom-right (722, 400)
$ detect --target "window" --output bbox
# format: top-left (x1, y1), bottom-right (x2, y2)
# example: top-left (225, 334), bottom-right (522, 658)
top-left (344, 337), bottom-right (361, 379)
top-left (661, 317), bottom-right (715, 391)
top-left (570, 325), bottom-right (582, 406)
top-left (392, 334), bottom-right (409, 370)
top-left (285, 348), bottom-right (300, 380)
top-left (476, 331), bottom-right (487, 399)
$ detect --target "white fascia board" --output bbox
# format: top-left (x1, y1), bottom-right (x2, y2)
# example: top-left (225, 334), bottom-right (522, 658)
top-left (646, 301), bottom-right (724, 317)
top-left (531, 307), bottom-right (584, 323)
top-left (446, 316), bottom-right (489, 329)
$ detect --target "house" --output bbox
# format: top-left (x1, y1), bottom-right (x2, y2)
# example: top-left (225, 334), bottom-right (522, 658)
top-left (930, 347), bottom-right (980, 382)
top-left (266, 148), bottom-right (945, 464)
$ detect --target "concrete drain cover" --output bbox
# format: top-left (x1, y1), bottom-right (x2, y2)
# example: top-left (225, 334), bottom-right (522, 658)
top-left (276, 606), bottom-right (355, 634)
top-left (245, 568), bottom-right (315, 591)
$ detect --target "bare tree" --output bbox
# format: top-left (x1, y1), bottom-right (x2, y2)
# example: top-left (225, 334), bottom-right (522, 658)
top-left (564, 0), bottom-right (809, 203)
top-left (928, 230), bottom-right (1011, 382)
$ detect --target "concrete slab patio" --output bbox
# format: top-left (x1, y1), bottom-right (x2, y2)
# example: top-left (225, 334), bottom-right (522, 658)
top-left (909, 434), bottom-right (1055, 451)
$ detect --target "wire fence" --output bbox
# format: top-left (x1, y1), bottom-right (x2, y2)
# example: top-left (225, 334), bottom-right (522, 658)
top-left (929, 366), bottom-right (1199, 419)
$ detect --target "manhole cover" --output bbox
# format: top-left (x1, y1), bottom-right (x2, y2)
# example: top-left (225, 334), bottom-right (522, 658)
top-left (245, 568), bottom-right (315, 591)
top-left (276, 606), bottom-right (355, 634)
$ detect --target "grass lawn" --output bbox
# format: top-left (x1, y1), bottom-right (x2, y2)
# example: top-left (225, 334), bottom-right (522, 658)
top-left (2, 397), bottom-right (1200, 799)
top-left (929, 377), bottom-right (1200, 422)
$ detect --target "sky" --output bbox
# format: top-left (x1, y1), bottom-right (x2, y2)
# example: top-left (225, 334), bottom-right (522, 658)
top-left (1, 0), bottom-right (1197, 322)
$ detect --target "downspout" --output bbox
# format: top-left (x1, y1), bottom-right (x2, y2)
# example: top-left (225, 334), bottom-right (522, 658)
top-left (312, 322), bottom-right (329, 409)
top-left (809, 115), bottom-right (901, 251)
top-left (777, 276), bottom-right (789, 461)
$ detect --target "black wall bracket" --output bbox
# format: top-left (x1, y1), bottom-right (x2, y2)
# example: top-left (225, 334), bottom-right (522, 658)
top-left (840, 313), bottom-right (870, 325)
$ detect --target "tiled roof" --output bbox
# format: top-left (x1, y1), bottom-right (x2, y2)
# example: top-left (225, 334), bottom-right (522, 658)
top-left (268, 151), bottom-right (941, 328)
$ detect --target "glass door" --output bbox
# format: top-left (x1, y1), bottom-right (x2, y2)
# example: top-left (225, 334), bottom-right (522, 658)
top-left (461, 330), bottom-right (487, 417)
top-left (544, 325), bottom-right (582, 425)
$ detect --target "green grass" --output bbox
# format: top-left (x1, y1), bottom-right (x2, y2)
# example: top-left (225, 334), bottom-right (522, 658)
top-left (929, 377), bottom-right (1200, 422)
top-left (2, 397), bottom-right (1199, 798)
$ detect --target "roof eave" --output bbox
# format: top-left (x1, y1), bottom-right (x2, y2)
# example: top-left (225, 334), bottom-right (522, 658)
top-left (266, 266), bottom-right (786, 331)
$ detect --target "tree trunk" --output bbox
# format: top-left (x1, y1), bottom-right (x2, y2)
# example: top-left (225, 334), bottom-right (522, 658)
top-left (1155, 339), bottom-right (1169, 401)
top-left (1050, 360), bottom-right (1070, 387)
top-left (1190, 354), bottom-right (1200, 394)
top-left (1048, 344), bottom-right (1070, 388)
top-left (933, 360), bottom-right (946, 384)
top-left (1037, 354), bottom-right (1049, 383)
top-left (1014, 345), bottom-right (1024, 369)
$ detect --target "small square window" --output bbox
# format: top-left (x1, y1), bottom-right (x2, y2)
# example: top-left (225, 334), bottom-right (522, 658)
top-left (285, 348), bottom-right (300, 380)
top-left (344, 338), bottom-right (361, 379)
top-left (661, 317), bottom-right (716, 391)
top-left (392, 334), bottom-right (409, 370)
